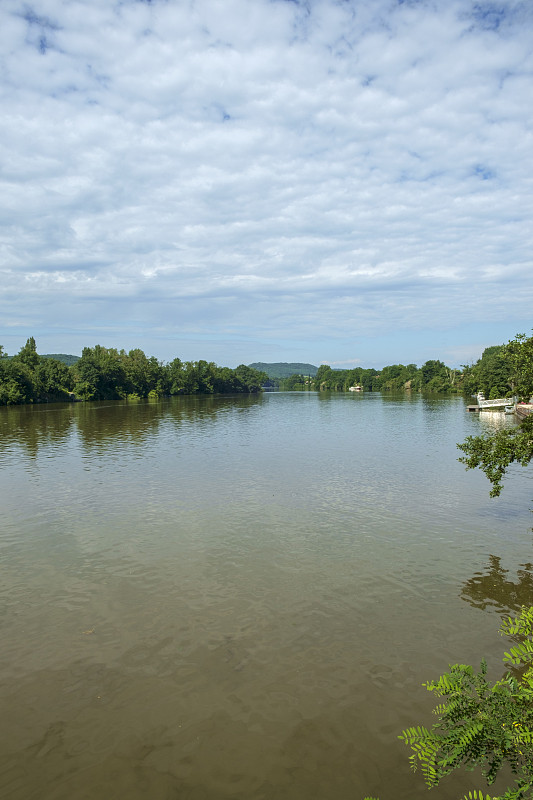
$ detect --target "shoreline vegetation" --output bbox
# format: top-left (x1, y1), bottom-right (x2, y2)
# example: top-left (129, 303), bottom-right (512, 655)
top-left (0, 335), bottom-right (526, 406)
top-left (0, 338), bottom-right (268, 406)
top-left (259, 342), bottom-right (519, 398)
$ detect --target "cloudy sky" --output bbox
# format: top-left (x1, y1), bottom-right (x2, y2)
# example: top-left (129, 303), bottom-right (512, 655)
top-left (1, 0), bottom-right (532, 368)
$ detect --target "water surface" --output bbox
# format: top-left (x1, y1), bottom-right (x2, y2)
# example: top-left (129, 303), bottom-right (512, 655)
top-left (1, 392), bottom-right (532, 799)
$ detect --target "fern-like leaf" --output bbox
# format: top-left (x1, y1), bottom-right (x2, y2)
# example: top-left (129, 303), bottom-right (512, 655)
top-left (503, 640), bottom-right (533, 667)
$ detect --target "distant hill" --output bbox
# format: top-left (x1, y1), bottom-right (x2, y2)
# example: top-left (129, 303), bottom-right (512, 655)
top-left (41, 354), bottom-right (80, 366)
top-left (248, 362), bottom-right (318, 380)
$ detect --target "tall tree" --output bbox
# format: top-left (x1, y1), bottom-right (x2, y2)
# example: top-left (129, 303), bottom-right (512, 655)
top-left (314, 364), bottom-right (334, 389)
top-left (16, 336), bottom-right (39, 369)
top-left (505, 333), bottom-right (533, 402)
top-left (73, 345), bottom-right (126, 400)
top-left (35, 357), bottom-right (73, 399)
top-left (461, 345), bottom-right (513, 399)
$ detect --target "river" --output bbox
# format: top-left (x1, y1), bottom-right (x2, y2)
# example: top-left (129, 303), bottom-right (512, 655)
top-left (1, 392), bottom-right (532, 799)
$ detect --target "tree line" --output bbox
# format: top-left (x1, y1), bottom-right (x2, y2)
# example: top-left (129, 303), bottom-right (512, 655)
top-left (281, 344), bottom-right (519, 397)
top-left (0, 338), bottom-right (267, 405)
top-left (1, 334), bottom-right (530, 406)
top-left (282, 360), bottom-right (462, 392)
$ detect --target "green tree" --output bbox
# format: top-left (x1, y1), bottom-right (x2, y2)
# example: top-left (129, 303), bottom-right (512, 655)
top-left (281, 373), bottom-right (307, 391)
top-left (315, 364), bottom-right (334, 389)
top-left (197, 360), bottom-right (216, 393)
top-left (181, 361), bottom-right (201, 394)
top-left (73, 345), bottom-right (126, 400)
top-left (462, 346), bottom-right (513, 400)
top-left (360, 368), bottom-right (380, 391)
top-left (0, 358), bottom-right (35, 404)
top-left (505, 333), bottom-right (533, 403)
top-left (0, 339), bottom-right (41, 404)
top-left (15, 336), bottom-right (40, 369)
top-left (35, 357), bottom-right (73, 400)
top-left (458, 332), bottom-right (533, 496)
top-left (213, 366), bottom-right (236, 393)
top-left (233, 365), bottom-right (267, 393)
top-left (166, 357), bottom-right (185, 395)
top-left (420, 359), bottom-right (452, 392)
top-left (458, 415), bottom-right (533, 497)
top-left (379, 363), bottom-right (421, 392)
top-left (119, 348), bottom-right (166, 397)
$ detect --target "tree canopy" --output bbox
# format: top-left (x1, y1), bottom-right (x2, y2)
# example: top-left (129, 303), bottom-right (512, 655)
top-left (458, 331), bottom-right (533, 496)
top-left (461, 345), bottom-right (513, 400)
top-left (0, 339), bottom-right (268, 405)
top-left (1, 333), bottom-right (531, 409)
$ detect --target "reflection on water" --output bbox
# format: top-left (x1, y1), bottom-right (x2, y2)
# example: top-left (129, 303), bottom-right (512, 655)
top-left (0, 402), bottom-right (74, 461)
top-left (462, 555), bottom-right (533, 613)
top-left (0, 392), bottom-right (532, 800)
top-left (477, 409), bottom-right (518, 431)
top-left (0, 394), bottom-right (264, 459)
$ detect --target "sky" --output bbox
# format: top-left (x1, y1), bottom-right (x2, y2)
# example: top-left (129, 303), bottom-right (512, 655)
top-left (1, 0), bottom-right (532, 369)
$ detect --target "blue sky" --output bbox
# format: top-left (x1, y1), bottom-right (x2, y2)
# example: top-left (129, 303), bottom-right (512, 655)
top-left (1, 0), bottom-right (532, 368)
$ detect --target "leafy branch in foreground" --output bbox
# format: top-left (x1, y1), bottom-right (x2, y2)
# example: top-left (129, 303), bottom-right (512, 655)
top-left (398, 607), bottom-right (533, 800)
top-left (458, 414), bottom-right (533, 497)
top-left (364, 608), bottom-right (533, 800)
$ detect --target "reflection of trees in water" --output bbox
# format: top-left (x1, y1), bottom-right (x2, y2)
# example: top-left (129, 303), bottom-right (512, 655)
top-left (74, 394), bottom-right (264, 454)
top-left (166, 393), bottom-right (263, 423)
top-left (461, 555), bottom-right (533, 614)
top-left (0, 403), bottom-right (74, 459)
top-left (74, 399), bottom-right (163, 452)
top-left (0, 395), bottom-right (265, 460)
top-left (163, 393), bottom-right (264, 442)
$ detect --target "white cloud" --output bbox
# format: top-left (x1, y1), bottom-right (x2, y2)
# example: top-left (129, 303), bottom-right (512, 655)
top-left (0, 0), bottom-right (532, 365)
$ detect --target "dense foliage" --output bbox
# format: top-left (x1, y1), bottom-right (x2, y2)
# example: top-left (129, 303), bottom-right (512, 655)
top-left (309, 360), bottom-right (459, 393)
top-left (276, 334), bottom-right (529, 397)
top-left (399, 607), bottom-right (533, 800)
top-left (461, 346), bottom-right (513, 400)
top-left (2, 331), bottom-right (530, 405)
top-left (0, 339), bottom-right (267, 404)
top-left (505, 334), bottom-right (533, 404)
top-left (364, 608), bottom-right (533, 800)
top-left (458, 332), bottom-right (533, 496)
top-left (458, 414), bottom-right (533, 497)
top-left (0, 337), bottom-right (74, 405)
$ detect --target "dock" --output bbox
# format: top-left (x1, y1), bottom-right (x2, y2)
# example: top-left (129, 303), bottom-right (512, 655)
top-left (477, 397), bottom-right (514, 409)
top-left (467, 401), bottom-right (533, 418)
top-left (467, 396), bottom-right (514, 412)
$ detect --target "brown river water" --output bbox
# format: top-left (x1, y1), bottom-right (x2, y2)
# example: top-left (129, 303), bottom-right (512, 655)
top-left (1, 392), bottom-right (532, 800)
